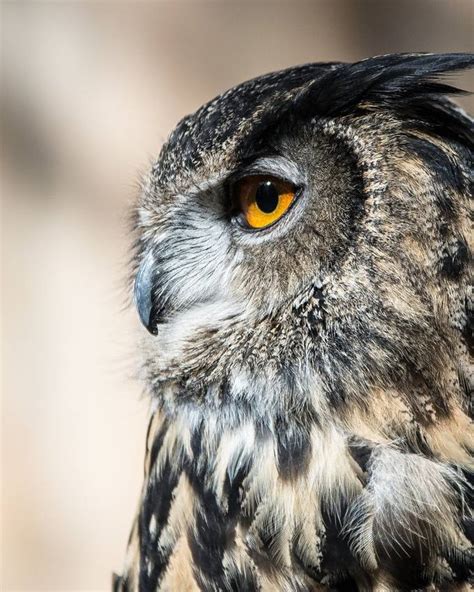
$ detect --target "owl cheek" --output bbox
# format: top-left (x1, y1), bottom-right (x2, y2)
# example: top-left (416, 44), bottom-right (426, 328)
top-left (134, 251), bottom-right (162, 335)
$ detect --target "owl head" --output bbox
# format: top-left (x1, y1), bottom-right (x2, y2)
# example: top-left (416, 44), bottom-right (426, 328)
top-left (132, 53), bottom-right (473, 433)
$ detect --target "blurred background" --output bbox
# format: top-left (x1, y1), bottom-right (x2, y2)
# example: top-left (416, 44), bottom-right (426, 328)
top-left (1, 1), bottom-right (473, 590)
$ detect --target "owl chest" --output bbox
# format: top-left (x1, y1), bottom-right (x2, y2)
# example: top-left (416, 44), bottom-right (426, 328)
top-left (131, 415), bottom-right (362, 592)
top-left (122, 408), bottom-right (473, 591)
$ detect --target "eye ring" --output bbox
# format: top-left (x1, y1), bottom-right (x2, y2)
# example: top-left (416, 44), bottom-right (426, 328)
top-left (232, 175), bottom-right (299, 230)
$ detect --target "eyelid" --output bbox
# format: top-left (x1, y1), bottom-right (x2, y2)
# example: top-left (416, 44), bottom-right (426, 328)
top-left (231, 156), bottom-right (303, 187)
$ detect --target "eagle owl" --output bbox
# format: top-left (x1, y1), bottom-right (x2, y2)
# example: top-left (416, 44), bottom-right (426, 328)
top-left (115, 54), bottom-right (474, 591)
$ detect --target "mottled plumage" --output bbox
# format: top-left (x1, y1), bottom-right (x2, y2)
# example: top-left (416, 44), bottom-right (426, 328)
top-left (115, 54), bottom-right (474, 591)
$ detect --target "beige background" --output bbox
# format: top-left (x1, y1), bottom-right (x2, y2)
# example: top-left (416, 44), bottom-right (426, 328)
top-left (1, 1), bottom-right (473, 590)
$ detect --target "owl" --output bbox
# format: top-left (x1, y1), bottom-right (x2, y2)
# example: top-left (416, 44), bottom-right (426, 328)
top-left (115, 54), bottom-right (474, 591)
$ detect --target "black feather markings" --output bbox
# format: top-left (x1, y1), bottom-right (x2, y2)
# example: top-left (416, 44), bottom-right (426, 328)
top-left (292, 53), bottom-right (474, 118)
top-left (185, 422), bottom-right (256, 591)
top-left (275, 421), bottom-right (312, 481)
top-left (440, 238), bottom-right (470, 280)
top-left (138, 457), bottom-right (179, 592)
top-left (238, 52), bottom-right (474, 160)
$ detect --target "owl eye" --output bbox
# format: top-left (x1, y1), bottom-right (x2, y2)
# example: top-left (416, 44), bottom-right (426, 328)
top-left (233, 175), bottom-right (297, 229)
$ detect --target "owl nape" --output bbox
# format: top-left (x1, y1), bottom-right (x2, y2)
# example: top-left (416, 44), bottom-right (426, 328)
top-left (116, 54), bottom-right (474, 592)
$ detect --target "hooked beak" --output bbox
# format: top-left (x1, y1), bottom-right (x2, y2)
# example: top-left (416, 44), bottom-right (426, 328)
top-left (134, 251), bottom-right (159, 335)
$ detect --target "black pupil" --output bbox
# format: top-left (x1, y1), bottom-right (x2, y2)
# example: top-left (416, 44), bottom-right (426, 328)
top-left (255, 181), bottom-right (279, 213)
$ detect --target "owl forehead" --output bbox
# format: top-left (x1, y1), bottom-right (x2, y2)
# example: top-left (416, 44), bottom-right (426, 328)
top-left (150, 63), bottom-right (339, 189)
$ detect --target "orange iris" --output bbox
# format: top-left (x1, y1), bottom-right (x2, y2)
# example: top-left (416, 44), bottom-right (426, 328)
top-left (234, 175), bottom-right (297, 229)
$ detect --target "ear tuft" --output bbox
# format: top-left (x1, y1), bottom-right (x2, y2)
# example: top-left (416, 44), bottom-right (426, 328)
top-left (293, 53), bottom-right (474, 117)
